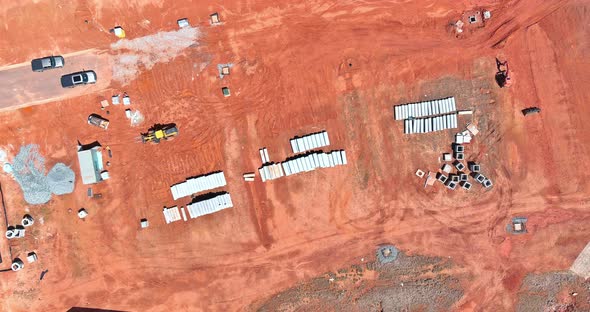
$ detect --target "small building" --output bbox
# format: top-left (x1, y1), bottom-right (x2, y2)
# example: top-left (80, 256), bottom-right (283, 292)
top-left (140, 219), bottom-right (149, 229)
top-left (508, 217), bottom-right (528, 235)
top-left (11, 258), bottom-right (24, 271)
top-left (78, 208), bottom-right (89, 219)
top-left (77, 144), bottom-right (105, 185)
top-left (113, 26), bottom-right (125, 38)
top-left (177, 18), bottom-right (189, 28)
top-left (442, 153), bottom-right (452, 161)
top-left (210, 13), bottom-right (221, 25)
top-left (222, 87), bottom-right (230, 97)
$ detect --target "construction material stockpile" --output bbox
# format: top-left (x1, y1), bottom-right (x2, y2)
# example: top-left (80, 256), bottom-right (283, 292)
top-left (258, 130), bottom-right (347, 182)
top-left (163, 206), bottom-right (181, 224)
top-left (259, 150), bottom-right (347, 182)
top-left (11, 144), bottom-right (75, 205)
top-left (170, 171), bottom-right (226, 200)
top-left (404, 113), bottom-right (458, 134)
top-left (290, 131), bottom-right (330, 153)
top-left (258, 163), bottom-right (284, 181)
top-left (393, 97), bottom-right (459, 134)
top-left (187, 193), bottom-right (233, 219)
top-left (282, 150), bottom-right (347, 177)
top-left (47, 163), bottom-right (75, 195)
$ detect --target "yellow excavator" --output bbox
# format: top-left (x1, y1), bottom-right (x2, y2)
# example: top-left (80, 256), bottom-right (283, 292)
top-left (141, 124), bottom-right (179, 144)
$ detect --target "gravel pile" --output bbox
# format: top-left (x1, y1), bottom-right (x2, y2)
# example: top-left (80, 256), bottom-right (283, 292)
top-left (47, 163), bottom-right (75, 195)
top-left (11, 144), bottom-right (75, 205)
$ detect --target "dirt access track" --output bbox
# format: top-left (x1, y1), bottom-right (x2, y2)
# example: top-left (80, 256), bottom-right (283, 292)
top-left (0, 0), bottom-right (589, 311)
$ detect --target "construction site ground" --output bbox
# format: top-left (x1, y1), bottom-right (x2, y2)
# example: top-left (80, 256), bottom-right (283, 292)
top-left (0, 0), bottom-right (589, 311)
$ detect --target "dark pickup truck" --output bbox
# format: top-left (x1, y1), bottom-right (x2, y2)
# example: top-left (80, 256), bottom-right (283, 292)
top-left (31, 56), bottom-right (64, 72)
top-left (60, 70), bottom-right (97, 88)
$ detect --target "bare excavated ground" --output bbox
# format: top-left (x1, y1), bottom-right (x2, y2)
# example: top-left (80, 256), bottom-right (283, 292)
top-left (0, 0), bottom-right (589, 311)
top-left (254, 252), bottom-right (464, 312)
top-left (516, 271), bottom-right (590, 312)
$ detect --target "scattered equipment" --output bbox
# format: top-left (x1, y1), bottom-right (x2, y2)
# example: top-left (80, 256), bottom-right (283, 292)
top-left (112, 95), bottom-right (120, 105)
top-left (415, 169), bottom-right (425, 178)
top-left (495, 59), bottom-right (511, 88)
top-left (522, 107), bottom-right (541, 116)
top-left (468, 162), bottom-right (480, 172)
top-left (141, 124), bottom-right (179, 144)
top-left (243, 173), bottom-right (255, 182)
top-left (460, 181), bottom-right (472, 190)
top-left (27, 252), bottom-right (38, 263)
top-left (78, 208), bottom-right (88, 219)
top-left (21, 215), bottom-right (34, 227)
top-left (6, 226), bottom-right (25, 239)
top-left (88, 114), bottom-right (110, 129)
top-left (11, 259), bottom-right (24, 271)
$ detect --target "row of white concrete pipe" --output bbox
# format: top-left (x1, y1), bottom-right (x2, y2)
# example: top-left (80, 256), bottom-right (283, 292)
top-left (256, 130), bottom-right (347, 182)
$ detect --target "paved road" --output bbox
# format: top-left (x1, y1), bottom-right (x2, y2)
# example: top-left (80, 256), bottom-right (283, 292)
top-left (0, 49), bottom-right (112, 111)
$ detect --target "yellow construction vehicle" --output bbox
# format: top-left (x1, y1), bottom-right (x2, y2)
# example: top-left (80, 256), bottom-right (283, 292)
top-left (141, 124), bottom-right (179, 144)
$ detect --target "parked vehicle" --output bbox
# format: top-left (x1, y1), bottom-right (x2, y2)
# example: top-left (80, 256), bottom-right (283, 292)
top-left (31, 56), bottom-right (64, 72)
top-left (522, 107), bottom-right (541, 116)
top-left (61, 70), bottom-right (97, 88)
top-left (87, 114), bottom-right (109, 130)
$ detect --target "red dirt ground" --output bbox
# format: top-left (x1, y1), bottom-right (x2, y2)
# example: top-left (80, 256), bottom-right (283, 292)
top-left (0, 0), bottom-right (589, 311)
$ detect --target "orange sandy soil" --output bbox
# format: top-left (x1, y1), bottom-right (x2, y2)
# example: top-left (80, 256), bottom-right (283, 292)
top-left (0, 0), bottom-right (589, 311)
